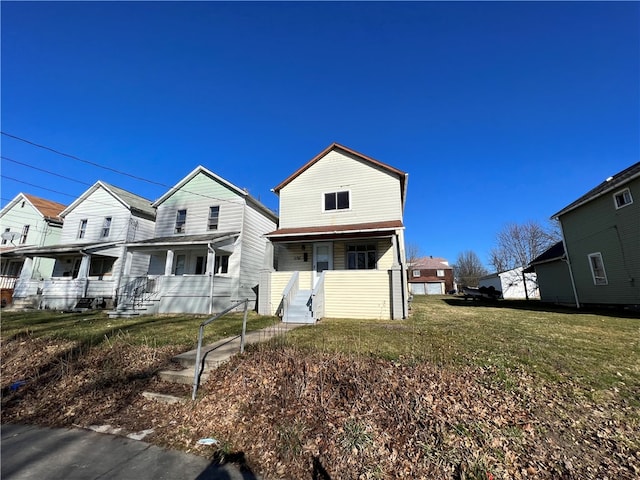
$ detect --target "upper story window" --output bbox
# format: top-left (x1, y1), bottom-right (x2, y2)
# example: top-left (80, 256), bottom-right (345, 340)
top-left (588, 252), bottom-right (608, 285)
top-left (347, 244), bottom-right (377, 270)
top-left (324, 191), bottom-right (350, 211)
top-left (437, 269), bottom-right (445, 277)
top-left (412, 269), bottom-right (421, 277)
top-left (208, 206), bottom-right (220, 230)
top-left (78, 219), bottom-right (88, 239)
top-left (1, 228), bottom-right (10, 245)
top-left (20, 225), bottom-right (29, 244)
top-left (613, 188), bottom-right (633, 209)
top-left (175, 209), bottom-right (187, 234)
top-left (101, 217), bottom-right (112, 238)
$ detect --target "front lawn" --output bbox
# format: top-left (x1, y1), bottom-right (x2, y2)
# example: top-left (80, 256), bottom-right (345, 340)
top-left (1, 297), bottom-right (638, 479)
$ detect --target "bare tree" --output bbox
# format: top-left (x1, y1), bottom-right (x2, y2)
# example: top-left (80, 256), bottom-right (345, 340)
top-left (453, 250), bottom-right (488, 288)
top-left (405, 242), bottom-right (422, 266)
top-left (489, 220), bottom-right (560, 272)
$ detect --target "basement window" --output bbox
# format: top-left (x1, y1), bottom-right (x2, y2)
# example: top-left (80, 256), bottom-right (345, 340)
top-left (587, 252), bottom-right (608, 285)
top-left (613, 188), bottom-right (633, 209)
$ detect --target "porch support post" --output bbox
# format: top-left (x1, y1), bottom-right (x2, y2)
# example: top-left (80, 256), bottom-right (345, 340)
top-left (164, 250), bottom-right (174, 276)
top-left (123, 250), bottom-right (133, 276)
top-left (78, 254), bottom-right (91, 298)
top-left (207, 244), bottom-right (215, 315)
top-left (258, 240), bottom-right (275, 315)
top-left (18, 257), bottom-right (34, 281)
top-left (389, 233), bottom-right (408, 320)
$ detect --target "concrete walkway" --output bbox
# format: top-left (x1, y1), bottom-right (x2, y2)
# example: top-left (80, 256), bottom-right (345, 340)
top-left (1, 424), bottom-right (259, 480)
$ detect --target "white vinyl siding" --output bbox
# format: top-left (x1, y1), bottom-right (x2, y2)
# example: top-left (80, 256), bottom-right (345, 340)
top-left (61, 187), bottom-right (133, 244)
top-left (279, 149), bottom-right (403, 229)
top-left (154, 171), bottom-right (244, 237)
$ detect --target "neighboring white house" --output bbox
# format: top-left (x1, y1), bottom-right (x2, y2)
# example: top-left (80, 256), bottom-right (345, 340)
top-left (0, 193), bottom-right (66, 306)
top-left (10, 181), bottom-right (156, 310)
top-left (478, 267), bottom-right (540, 300)
top-left (258, 143), bottom-right (409, 322)
top-left (112, 166), bottom-right (278, 316)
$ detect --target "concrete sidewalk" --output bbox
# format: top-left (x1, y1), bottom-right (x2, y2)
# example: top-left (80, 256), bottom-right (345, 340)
top-left (1, 424), bottom-right (259, 480)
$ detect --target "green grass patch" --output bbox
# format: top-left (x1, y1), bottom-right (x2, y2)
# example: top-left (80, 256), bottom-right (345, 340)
top-left (0, 309), bottom-right (278, 348)
top-left (286, 295), bottom-right (640, 395)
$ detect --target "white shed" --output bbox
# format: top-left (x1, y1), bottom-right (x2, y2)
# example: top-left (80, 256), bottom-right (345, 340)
top-left (479, 267), bottom-right (540, 300)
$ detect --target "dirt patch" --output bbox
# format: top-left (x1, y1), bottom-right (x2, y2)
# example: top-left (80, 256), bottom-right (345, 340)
top-left (2, 338), bottom-right (638, 479)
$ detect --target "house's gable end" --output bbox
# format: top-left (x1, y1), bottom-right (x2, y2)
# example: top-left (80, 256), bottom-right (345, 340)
top-left (552, 162), bottom-right (640, 219)
top-left (274, 144), bottom-right (408, 210)
top-left (23, 194), bottom-right (66, 223)
top-left (60, 181), bottom-right (154, 220)
top-left (277, 145), bottom-right (407, 230)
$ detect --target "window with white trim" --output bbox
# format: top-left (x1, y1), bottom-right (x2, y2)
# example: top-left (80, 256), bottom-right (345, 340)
top-left (175, 209), bottom-right (187, 233)
top-left (208, 206), bottom-right (220, 230)
top-left (101, 217), bottom-right (112, 238)
top-left (89, 257), bottom-right (115, 276)
top-left (347, 244), bottom-right (377, 270)
top-left (20, 225), bottom-right (29, 244)
top-left (588, 252), bottom-right (608, 285)
top-left (412, 269), bottom-right (421, 277)
top-left (324, 191), bottom-right (349, 211)
top-left (78, 219), bottom-right (88, 239)
top-left (613, 188), bottom-right (633, 209)
top-left (214, 254), bottom-right (229, 274)
top-left (2, 228), bottom-right (10, 245)
top-left (437, 269), bottom-right (445, 277)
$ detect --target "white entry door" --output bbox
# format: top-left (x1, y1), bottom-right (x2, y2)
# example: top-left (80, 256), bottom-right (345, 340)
top-left (313, 243), bottom-right (333, 286)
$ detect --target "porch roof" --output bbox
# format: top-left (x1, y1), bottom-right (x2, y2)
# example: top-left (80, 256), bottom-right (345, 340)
top-left (2, 241), bottom-right (121, 258)
top-left (265, 220), bottom-right (403, 242)
top-left (124, 232), bottom-right (239, 250)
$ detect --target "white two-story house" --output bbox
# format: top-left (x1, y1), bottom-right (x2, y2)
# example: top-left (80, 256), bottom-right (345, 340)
top-left (0, 193), bottom-right (66, 306)
top-left (113, 166), bottom-right (278, 316)
top-left (11, 181), bottom-right (156, 310)
top-left (258, 143), bottom-right (409, 322)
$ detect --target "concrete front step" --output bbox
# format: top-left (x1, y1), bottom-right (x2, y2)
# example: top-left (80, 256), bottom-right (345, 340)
top-left (156, 322), bottom-right (305, 386)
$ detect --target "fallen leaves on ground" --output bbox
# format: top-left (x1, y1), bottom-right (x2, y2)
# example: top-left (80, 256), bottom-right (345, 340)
top-left (1, 337), bottom-right (638, 479)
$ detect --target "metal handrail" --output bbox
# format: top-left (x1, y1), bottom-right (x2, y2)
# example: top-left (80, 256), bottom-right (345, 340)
top-left (281, 271), bottom-right (299, 321)
top-left (192, 298), bottom-right (249, 400)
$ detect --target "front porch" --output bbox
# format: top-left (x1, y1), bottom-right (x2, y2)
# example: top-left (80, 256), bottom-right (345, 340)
top-left (258, 226), bottom-right (409, 321)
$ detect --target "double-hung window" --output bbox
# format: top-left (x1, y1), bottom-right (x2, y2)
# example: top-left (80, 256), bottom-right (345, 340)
top-left (588, 252), bottom-right (608, 285)
top-left (412, 269), bottom-right (421, 278)
top-left (613, 188), bottom-right (633, 209)
top-left (214, 254), bottom-right (229, 274)
top-left (208, 206), bottom-right (220, 230)
top-left (324, 191), bottom-right (349, 211)
top-left (78, 219), bottom-right (88, 239)
top-left (1, 228), bottom-right (10, 245)
top-left (101, 217), bottom-right (112, 238)
top-left (20, 225), bottom-right (29, 244)
top-left (175, 209), bottom-right (187, 233)
top-left (347, 244), bottom-right (377, 270)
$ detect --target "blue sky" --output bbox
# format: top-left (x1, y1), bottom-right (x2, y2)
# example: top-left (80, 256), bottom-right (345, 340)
top-left (2, 1), bottom-right (638, 268)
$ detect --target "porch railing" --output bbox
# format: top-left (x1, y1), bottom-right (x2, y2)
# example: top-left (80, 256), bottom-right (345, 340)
top-left (280, 271), bottom-right (299, 322)
top-left (0, 275), bottom-right (18, 290)
top-left (116, 276), bottom-right (162, 310)
top-left (192, 298), bottom-right (249, 400)
top-left (311, 271), bottom-right (325, 321)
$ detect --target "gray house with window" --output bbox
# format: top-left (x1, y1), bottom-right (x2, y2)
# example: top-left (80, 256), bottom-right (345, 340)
top-left (113, 166), bottom-right (277, 316)
top-left (543, 162), bottom-right (640, 308)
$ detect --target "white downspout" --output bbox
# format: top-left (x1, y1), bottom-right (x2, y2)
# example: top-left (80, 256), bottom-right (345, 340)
top-left (208, 243), bottom-right (215, 315)
top-left (559, 222), bottom-right (580, 309)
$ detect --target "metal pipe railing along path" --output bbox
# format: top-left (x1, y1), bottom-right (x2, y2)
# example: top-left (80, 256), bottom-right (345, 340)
top-left (192, 298), bottom-right (249, 401)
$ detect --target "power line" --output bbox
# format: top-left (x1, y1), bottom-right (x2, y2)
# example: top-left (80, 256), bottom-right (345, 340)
top-left (1, 156), bottom-right (93, 186)
top-left (1, 131), bottom-right (167, 187)
top-left (1, 132), bottom-right (277, 213)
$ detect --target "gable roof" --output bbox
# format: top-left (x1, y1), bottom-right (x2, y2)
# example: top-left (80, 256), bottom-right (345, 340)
top-left (273, 143), bottom-right (409, 211)
top-left (60, 181), bottom-right (155, 220)
top-left (1, 193), bottom-right (66, 224)
top-left (552, 162), bottom-right (640, 219)
top-left (153, 165), bottom-right (277, 222)
top-left (411, 256), bottom-right (452, 270)
top-left (528, 241), bottom-right (565, 266)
